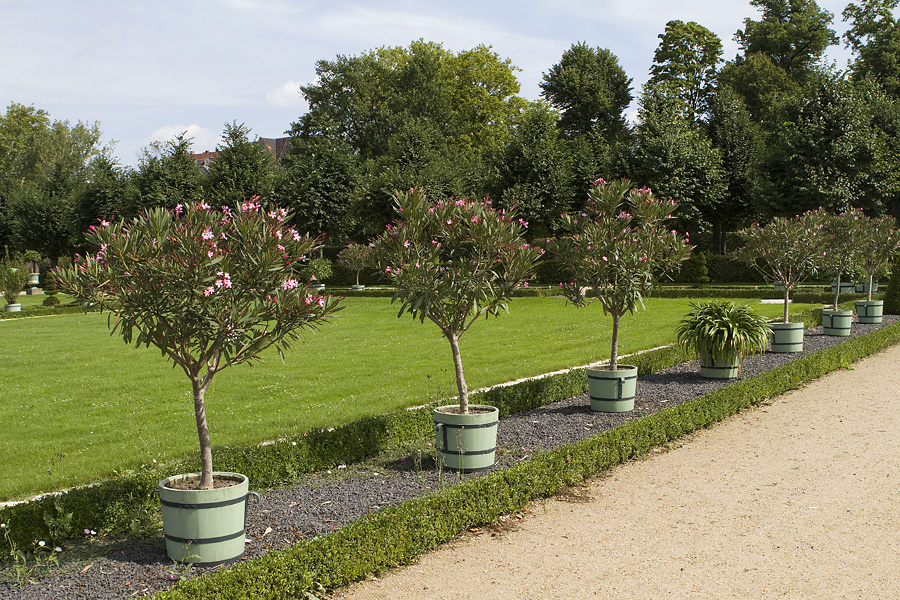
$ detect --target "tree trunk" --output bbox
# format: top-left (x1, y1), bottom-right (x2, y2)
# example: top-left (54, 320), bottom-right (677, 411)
top-left (447, 333), bottom-right (469, 414)
top-left (192, 379), bottom-right (214, 489)
top-left (833, 273), bottom-right (841, 310)
top-left (610, 312), bottom-right (621, 371)
top-left (868, 272), bottom-right (874, 302)
top-left (783, 285), bottom-right (790, 324)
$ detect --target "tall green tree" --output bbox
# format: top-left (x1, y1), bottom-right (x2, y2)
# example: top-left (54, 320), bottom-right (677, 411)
top-left (74, 151), bottom-right (136, 247)
top-left (540, 42), bottom-right (632, 139)
top-left (649, 20), bottom-right (724, 122)
top-left (717, 53), bottom-right (801, 125)
top-left (843, 0), bottom-right (900, 96)
top-left (0, 103), bottom-right (103, 257)
top-left (132, 134), bottom-right (205, 215)
top-left (628, 83), bottom-right (726, 238)
top-left (205, 122), bottom-right (277, 208)
top-left (735, 0), bottom-right (838, 80)
top-left (490, 102), bottom-right (576, 238)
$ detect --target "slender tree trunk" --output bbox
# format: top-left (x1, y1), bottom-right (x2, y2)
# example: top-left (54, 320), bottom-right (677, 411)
top-left (783, 285), bottom-right (790, 324)
top-left (193, 379), bottom-right (214, 489)
top-left (610, 312), bottom-right (620, 371)
top-left (447, 332), bottom-right (469, 414)
top-left (868, 272), bottom-right (874, 302)
top-left (833, 273), bottom-right (841, 310)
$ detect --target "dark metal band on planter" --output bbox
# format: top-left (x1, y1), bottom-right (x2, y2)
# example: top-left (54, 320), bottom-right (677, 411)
top-left (164, 528), bottom-right (246, 546)
top-left (436, 446), bottom-right (497, 457)
top-left (437, 421), bottom-right (496, 452)
top-left (159, 493), bottom-right (249, 511)
top-left (701, 365), bottom-right (737, 373)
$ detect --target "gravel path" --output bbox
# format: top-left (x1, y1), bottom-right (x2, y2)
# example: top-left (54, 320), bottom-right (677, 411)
top-left (2, 315), bottom-right (896, 599)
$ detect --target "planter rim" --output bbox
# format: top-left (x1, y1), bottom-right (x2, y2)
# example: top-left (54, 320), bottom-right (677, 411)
top-left (159, 471), bottom-right (247, 491)
top-left (587, 364), bottom-right (637, 373)
top-left (434, 404), bottom-right (498, 416)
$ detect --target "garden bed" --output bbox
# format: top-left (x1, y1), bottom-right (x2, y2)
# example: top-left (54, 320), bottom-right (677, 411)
top-left (2, 315), bottom-right (898, 599)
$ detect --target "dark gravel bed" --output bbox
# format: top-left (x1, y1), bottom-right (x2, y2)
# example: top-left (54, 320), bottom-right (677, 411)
top-left (3, 314), bottom-right (897, 599)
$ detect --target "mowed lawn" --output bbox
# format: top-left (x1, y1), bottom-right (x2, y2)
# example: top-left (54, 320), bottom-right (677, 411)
top-left (0, 296), bottom-right (815, 501)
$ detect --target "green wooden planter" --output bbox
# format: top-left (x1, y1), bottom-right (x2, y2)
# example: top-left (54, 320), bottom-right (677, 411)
top-left (433, 405), bottom-right (498, 472)
top-left (856, 300), bottom-right (883, 325)
top-left (350, 285), bottom-right (365, 291)
top-left (831, 282), bottom-right (856, 294)
top-left (3, 304), bottom-right (21, 312)
top-left (699, 353), bottom-right (740, 379)
top-left (587, 365), bottom-right (637, 413)
top-left (770, 322), bottom-right (804, 353)
top-left (822, 309), bottom-right (853, 337)
top-left (855, 282), bottom-right (878, 294)
top-left (158, 472), bottom-right (250, 567)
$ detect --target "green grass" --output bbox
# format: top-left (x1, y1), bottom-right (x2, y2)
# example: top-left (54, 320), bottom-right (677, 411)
top-left (0, 296), bottom-right (814, 501)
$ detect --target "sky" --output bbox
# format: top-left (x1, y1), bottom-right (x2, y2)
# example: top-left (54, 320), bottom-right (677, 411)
top-left (0, 0), bottom-right (859, 167)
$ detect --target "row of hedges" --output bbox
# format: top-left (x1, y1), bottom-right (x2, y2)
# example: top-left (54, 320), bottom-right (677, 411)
top-left (0, 304), bottom-right (89, 320)
top-left (151, 316), bottom-right (900, 599)
top-left (0, 303), bottom-right (842, 552)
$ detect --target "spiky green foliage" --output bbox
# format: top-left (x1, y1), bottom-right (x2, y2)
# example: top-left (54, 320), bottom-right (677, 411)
top-left (675, 301), bottom-right (772, 371)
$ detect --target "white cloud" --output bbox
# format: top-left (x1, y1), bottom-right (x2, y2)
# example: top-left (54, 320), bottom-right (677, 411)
top-left (148, 124), bottom-right (221, 154)
top-left (265, 81), bottom-right (306, 108)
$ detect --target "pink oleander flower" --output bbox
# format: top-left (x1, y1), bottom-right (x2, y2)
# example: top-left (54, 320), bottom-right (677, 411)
top-left (202, 229), bottom-right (214, 240)
top-left (281, 278), bottom-right (299, 290)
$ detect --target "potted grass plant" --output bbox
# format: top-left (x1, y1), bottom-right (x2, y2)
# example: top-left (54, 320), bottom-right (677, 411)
top-left (0, 248), bottom-right (29, 312)
top-left (53, 198), bottom-right (342, 566)
top-left (853, 214), bottom-right (899, 324)
top-left (675, 301), bottom-right (772, 378)
top-left (338, 243), bottom-right (372, 291)
top-left (369, 188), bottom-right (541, 472)
top-left (813, 208), bottom-right (861, 336)
top-left (548, 178), bottom-right (691, 412)
top-left (736, 212), bottom-right (822, 352)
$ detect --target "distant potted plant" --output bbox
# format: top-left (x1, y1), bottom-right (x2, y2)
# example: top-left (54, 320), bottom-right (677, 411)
top-left (23, 250), bottom-right (42, 290)
top-left (302, 257), bottom-right (332, 291)
top-left (0, 248), bottom-right (29, 312)
top-left (736, 212), bottom-right (822, 352)
top-left (676, 301), bottom-right (772, 379)
top-left (813, 208), bottom-right (861, 336)
top-left (548, 178), bottom-right (691, 411)
top-left (853, 214), bottom-right (899, 324)
top-left (338, 243), bottom-right (372, 291)
top-left (54, 199), bottom-right (342, 566)
top-left (369, 188), bottom-right (541, 472)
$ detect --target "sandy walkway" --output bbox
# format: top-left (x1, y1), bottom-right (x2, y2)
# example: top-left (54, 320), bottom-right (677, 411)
top-left (332, 344), bottom-right (900, 599)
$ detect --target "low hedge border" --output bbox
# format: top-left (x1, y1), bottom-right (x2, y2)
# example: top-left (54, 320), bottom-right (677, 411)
top-left (151, 318), bottom-right (900, 599)
top-left (0, 305), bottom-right (89, 320)
top-left (0, 303), bottom-right (843, 552)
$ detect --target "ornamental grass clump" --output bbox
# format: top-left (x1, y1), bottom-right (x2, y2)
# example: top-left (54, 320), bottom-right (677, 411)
top-left (675, 301), bottom-right (772, 376)
top-left (548, 178), bottom-right (692, 370)
top-left (369, 188), bottom-right (542, 414)
top-left (736, 212), bottom-right (823, 323)
top-left (53, 199), bottom-right (343, 489)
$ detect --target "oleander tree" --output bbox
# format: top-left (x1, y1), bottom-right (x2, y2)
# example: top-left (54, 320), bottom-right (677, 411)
top-left (736, 211), bottom-right (823, 323)
top-left (811, 207), bottom-right (863, 310)
top-left (548, 178), bottom-right (692, 370)
top-left (338, 243), bottom-right (372, 287)
top-left (854, 213), bottom-right (900, 301)
top-left (369, 188), bottom-right (542, 414)
top-left (54, 198), bottom-right (343, 489)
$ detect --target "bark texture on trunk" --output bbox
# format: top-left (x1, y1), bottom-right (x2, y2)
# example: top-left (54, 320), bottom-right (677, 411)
top-left (447, 333), bottom-right (469, 414)
top-left (192, 380), bottom-right (214, 489)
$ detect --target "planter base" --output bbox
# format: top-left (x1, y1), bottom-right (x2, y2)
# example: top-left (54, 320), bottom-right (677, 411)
top-left (700, 354), bottom-right (740, 379)
top-left (770, 322), bottom-right (804, 353)
top-left (4, 304), bottom-right (21, 312)
top-left (433, 405), bottom-right (498, 472)
top-left (856, 300), bottom-right (883, 325)
top-left (158, 472), bottom-right (249, 567)
top-left (822, 309), bottom-right (853, 337)
top-left (587, 366), bottom-right (637, 412)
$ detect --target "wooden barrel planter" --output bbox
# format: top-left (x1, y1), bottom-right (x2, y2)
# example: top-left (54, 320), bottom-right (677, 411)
top-left (587, 365), bottom-right (637, 413)
top-left (699, 353), bottom-right (740, 379)
top-left (770, 322), bottom-right (804, 353)
top-left (433, 405), bottom-right (498, 472)
top-left (855, 300), bottom-right (883, 325)
top-left (157, 472), bottom-right (250, 567)
top-left (822, 309), bottom-right (853, 337)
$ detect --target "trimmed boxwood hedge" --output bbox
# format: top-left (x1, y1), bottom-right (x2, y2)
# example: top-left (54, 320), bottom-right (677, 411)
top-left (151, 317), bottom-right (900, 599)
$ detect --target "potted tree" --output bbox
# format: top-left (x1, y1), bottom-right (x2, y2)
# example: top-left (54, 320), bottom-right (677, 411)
top-left (0, 248), bottom-right (29, 312)
top-left (302, 257), bottom-right (332, 292)
top-left (854, 214), bottom-right (899, 324)
top-left (675, 301), bottom-right (772, 378)
top-left (814, 208), bottom-right (861, 336)
top-left (338, 243), bottom-right (372, 291)
top-left (548, 178), bottom-right (691, 412)
top-left (369, 188), bottom-right (541, 472)
top-left (53, 199), bottom-right (342, 566)
top-left (736, 212), bottom-right (822, 352)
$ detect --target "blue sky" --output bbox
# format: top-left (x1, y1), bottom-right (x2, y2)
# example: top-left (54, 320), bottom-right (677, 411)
top-left (1, 0), bottom-right (858, 166)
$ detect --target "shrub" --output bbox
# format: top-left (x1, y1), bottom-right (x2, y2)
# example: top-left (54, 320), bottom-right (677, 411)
top-left (42, 295), bottom-right (61, 307)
